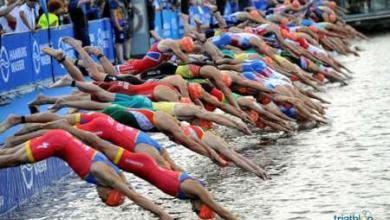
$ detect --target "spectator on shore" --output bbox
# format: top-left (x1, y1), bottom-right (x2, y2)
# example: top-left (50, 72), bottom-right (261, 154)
top-left (147, 0), bottom-right (157, 39)
top-left (16, 0), bottom-right (40, 32)
top-left (68, 0), bottom-right (91, 46)
top-left (0, 0), bottom-right (24, 33)
top-left (104, 0), bottom-right (134, 64)
top-left (37, 0), bottom-right (66, 28)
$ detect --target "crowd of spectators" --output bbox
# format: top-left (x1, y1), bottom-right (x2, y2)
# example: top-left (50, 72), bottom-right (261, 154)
top-left (0, 0), bottom-right (254, 63)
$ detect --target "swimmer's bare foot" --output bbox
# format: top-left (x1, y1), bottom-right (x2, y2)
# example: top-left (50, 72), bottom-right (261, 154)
top-left (49, 75), bottom-right (73, 88)
top-left (42, 47), bottom-right (65, 61)
top-left (0, 114), bottom-right (20, 134)
top-left (62, 37), bottom-right (82, 48)
top-left (48, 99), bottom-right (65, 113)
top-left (83, 46), bottom-right (102, 56)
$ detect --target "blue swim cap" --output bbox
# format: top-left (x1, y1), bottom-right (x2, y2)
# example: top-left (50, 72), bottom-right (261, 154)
top-left (251, 61), bottom-right (267, 73)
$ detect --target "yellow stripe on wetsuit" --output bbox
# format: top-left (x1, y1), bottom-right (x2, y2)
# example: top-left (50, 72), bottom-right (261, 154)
top-left (25, 140), bottom-right (35, 162)
top-left (74, 113), bottom-right (81, 125)
top-left (152, 102), bottom-right (176, 115)
top-left (113, 148), bottom-right (124, 164)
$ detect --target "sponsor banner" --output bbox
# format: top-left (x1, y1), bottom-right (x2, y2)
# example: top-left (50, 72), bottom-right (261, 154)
top-left (162, 9), bottom-right (172, 38)
top-left (31, 29), bottom-right (52, 81)
top-left (0, 32), bottom-right (34, 92)
top-left (0, 158), bottom-right (70, 214)
top-left (0, 18), bottom-right (117, 93)
top-left (89, 19), bottom-right (115, 62)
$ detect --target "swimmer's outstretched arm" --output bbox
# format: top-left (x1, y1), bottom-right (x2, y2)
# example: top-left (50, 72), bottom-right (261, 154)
top-left (3, 129), bottom-right (49, 148)
top-left (62, 37), bottom-right (105, 82)
top-left (153, 111), bottom-right (226, 165)
top-left (200, 91), bottom-right (252, 124)
top-left (204, 3), bottom-right (227, 28)
top-left (42, 47), bottom-right (85, 81)
top-left (84, 46), bottom-right (117, 75)
top-left (188, 106), bottom-right (251, 135)
top-left (229, 72), bottom-right (275, 94)
top-left (181, 180), bottom-right (239, 220)
top-left (50, 99), bottom-right (111, 112)
top-left (203, 41), bottom-right (224, 62)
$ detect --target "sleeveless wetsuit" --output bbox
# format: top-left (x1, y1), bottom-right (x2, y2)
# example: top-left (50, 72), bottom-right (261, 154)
top-left (117, 42), bottom-right (173, 75)
top-left (95, 81), bottom-right (176, 102)
top-left (76, 114), bottom-right (162, 152)
top-left (182, 125), bottom-right (205, 141)
top-left (101, 105), bottom-right (158, 132)
top-left (113, 149), bottom-right (198, 199)
top-left (111, 94), bottom-right (154, 109)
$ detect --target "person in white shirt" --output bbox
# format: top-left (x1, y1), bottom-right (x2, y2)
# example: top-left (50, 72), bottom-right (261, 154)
top-left (15, 0), bottom-right (40, 32)
top-left (0, 0), bottom-right (23, 33)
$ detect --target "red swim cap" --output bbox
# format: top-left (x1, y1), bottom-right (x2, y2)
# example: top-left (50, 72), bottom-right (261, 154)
top-left (248, 110), bottom-right (259, 123)
top-left (188, 83), bottom-right (203, 100)
top-left (105, 189), bottom-right (125, 207)
top-left (329, 1), bottom-right (337, 9)
top-left (262, 56), bottom-right (273, 66)
top-left (180, 97), bottom-right (192, 104)
top-left (259, 96), bottom-right (272, 105)
top-left (250, 10), bottom-right (261, 20)
top-left (314, 73), bottom-right (325, 83)
top-left (198, 119), bottom-right (213, 130)
top-left (180, 37), bottom-right (194, 53)
top-left (292, 0), bottom-right (300, 9)
top-left (309, 25), bottom-right (318, 33)
top-left (198, 204), bottom-right (216, 219)
top-left (280, 29), bottom-right (289, 38)
top-left (329, 13), bottom-right (337, 23)
top-left (255, 120), bottom-right (266, 128)
top-left (281, 17), bottom-right (289, 26)
top-left (221, 71), bottom-right (232, 87)
top-left (290, 75), bottom-right (300, 81)
top-left (210, 88), bottom-right (224, 102)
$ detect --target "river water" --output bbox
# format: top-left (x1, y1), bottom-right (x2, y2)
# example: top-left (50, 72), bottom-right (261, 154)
top-left (5, 32), bottom-right (390, 220)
